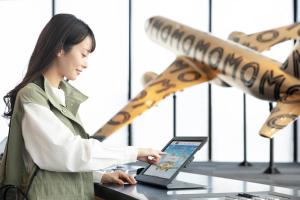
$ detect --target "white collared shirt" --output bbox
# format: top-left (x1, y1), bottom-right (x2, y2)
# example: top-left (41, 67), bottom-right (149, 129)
top-left (21, 86), bottom-right (138, 183)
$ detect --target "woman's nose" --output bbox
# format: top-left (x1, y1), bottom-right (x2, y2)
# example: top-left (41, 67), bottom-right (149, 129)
top-left (82, 60), bottom-right (88, 68)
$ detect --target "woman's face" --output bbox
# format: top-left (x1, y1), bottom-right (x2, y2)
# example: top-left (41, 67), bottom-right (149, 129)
top-left (56, 36), bottom-right (92, 80)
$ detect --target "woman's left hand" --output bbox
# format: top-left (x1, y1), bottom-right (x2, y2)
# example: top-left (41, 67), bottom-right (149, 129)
top-left (101, 171), bottom-right (137, 185)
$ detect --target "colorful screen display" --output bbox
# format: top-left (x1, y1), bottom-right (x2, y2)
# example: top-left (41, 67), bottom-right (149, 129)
top-left (143, 141), bottom-right (201, 179)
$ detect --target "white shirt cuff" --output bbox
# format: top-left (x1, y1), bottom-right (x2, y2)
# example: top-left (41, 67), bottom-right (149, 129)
top-left (124, 146), bottom-right (138, 163)
top-left (93, 171), bottom-right (104, 183)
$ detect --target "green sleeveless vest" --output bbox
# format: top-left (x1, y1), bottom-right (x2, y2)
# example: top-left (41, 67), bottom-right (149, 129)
top-left (0, 76), bottom-right (94, 200)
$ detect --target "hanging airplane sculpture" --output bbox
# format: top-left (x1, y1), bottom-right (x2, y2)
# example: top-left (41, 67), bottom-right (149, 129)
top-left (94, 16), bottom-right (300, 140)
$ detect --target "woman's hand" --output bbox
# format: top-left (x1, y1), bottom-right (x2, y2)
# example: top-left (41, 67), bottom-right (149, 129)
top-left (137, 148), bottom-right (164, 164)
top-left (101, 171), bottom-right (137, 185)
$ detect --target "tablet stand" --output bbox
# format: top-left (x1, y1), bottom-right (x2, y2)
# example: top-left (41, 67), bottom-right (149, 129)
top-left (165, 155), bottom-right (206, 189)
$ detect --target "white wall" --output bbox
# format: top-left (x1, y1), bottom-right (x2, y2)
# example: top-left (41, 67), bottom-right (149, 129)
top-left (0, 0), bottom-right (52, 141)
top-left (212, 0), bottom-right (293, 162)
top-left (131, 0), bottom-right (209, 161)
top-left (55, 0), bottom-right (129, 146)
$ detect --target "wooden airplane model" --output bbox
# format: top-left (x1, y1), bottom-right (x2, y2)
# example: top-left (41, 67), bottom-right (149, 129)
top-left (94, 16), bottom-right (300, 140)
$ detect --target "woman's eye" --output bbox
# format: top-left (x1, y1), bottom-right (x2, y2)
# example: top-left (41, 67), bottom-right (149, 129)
top-left (82, 54), bottom-right (87, 57)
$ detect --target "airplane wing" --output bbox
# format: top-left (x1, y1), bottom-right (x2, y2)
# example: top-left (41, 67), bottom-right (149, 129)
top-left (228, 23), bottom-right (300, 52)
top-left (142, 71), bottom-right (158, 86)
top-left (93, 56), bottom-right (218, 140)
top-left (259, 101), bottom-right (300, 138)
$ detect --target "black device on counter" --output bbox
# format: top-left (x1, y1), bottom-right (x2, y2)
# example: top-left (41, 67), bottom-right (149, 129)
top-left (135, 136), bottom-right (207, 189)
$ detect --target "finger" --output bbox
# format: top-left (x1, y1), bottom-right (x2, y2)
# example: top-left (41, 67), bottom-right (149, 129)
top-left (150, 159), bottom-right (159, 164)
top-left (148, 154), bottom-right (160, 161)
top-left (147, 156), bottom-right (154, 161)
top-left (152, 151), bottom-right (162, 159)
top-left (124, 175), bottom-right (136, 184)
top-left (119, 172), bottom-right (136, 184)
top-left (160, 151), bottom-right (168, 155)
top-left (128, 175), bottom-right (137, 184)
top-left (147, 159), bottom-right (156, 165)
top-left (114, 177), bottom-right (124, 185)
top-left (149, 155), bottom-right (160, 162)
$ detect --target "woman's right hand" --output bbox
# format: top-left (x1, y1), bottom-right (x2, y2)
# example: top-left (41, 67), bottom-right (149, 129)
top-left (101, 171), bottom-right (137, 185)
top-left (137, 148), bottom-right (164, 164)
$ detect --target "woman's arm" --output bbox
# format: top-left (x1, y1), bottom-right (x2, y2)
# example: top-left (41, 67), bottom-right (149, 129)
top-left (22, 102), bottom-right (138, 172)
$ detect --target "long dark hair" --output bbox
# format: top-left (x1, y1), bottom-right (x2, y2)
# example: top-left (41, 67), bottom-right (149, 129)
top-left (3, 13), bottom-right (96, 118)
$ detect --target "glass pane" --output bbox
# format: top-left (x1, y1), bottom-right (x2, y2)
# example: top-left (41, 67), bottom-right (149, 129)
top-left (132, 0), bottom-right (209, 161)
top-left (0, 0), bottom-right (51, 142)
top-left (56, 0), bottom-right (129, 145)
top-left (212, 0), bottom-right (293, 162)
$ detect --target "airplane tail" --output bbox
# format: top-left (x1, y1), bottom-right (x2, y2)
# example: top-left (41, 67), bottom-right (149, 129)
top-left (227, 23), bottom-right (300, 138)
top-left (280, 40), bottom-right (300, 79)
top-left (93, 56), bottom-right (217, 140)
top-left (228, 23), bottom-right (300, 95)
top-left (259, 100), bottom-right (300, 138)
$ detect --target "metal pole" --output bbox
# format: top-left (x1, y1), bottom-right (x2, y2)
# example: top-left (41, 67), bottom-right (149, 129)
top-left (173, 94), bottom-right (177, 138)
top-left (127, 0), bottom-right (132, 146)
top-left (239, 94), bottom-right (252, 166)
top-left (208, 0), bottom-right (212, 161)
top-left (263, 102), bottom-right (280, 174)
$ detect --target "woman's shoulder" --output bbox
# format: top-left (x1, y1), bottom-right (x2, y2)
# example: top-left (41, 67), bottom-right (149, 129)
top-left (17, 83), bottom-right (49, 106)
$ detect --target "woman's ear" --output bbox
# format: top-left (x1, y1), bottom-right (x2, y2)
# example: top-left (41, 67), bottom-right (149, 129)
top-left (57, 49), bottom-right (64, 57)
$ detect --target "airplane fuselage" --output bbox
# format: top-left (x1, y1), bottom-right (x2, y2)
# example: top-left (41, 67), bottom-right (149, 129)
top-left (145, 16), bottom-right (300, 103)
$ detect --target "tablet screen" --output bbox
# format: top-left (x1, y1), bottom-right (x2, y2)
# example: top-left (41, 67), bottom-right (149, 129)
top-left (143, 141), bottom-right (201, 179)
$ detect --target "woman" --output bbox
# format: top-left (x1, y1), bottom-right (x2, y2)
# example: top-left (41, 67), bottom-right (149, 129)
top-left (0, 13), bottom-right (162, 199)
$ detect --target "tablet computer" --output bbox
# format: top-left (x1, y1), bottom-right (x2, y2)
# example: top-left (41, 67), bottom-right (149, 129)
top-left (135, 136), bottom-right (207, 189)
